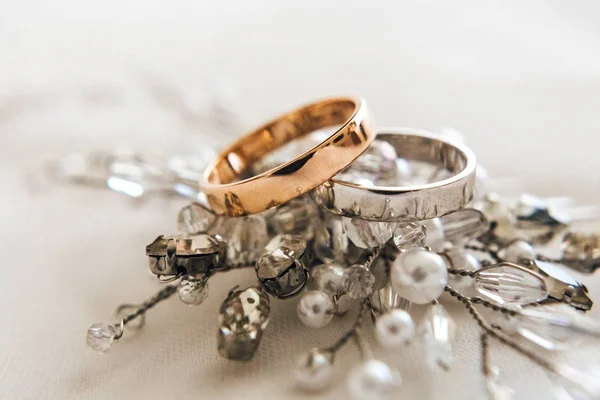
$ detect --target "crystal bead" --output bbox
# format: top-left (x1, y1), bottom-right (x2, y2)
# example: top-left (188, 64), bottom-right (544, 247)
top-left (297, 291), bottom-right (335, 329)
top-left (267, 196), bottom-right (319, 240)
top-left (213, 215), bottom-right (268, 265)
top-left (343, 264), bottom-right (376, 299)
top-left (393, 221), bottom-right (426, 250)
top-left (309, 263), bottom-right (346, 296)
top-left (343, 217), bottom-right (398, 249)
top-left (346, 360), bottom-right (401, 400)
top-left (177, 202), bottom-right (218, 234)
top-left (473, 262), bottom-right (549, 306)
top-left (263, 234), bottom-right (307, 259)
top-left (217, 286), bottom-right (270, 361)
top-left (500, 240), bottom-right (536, 263)
top-left (86, 323), bottom-right (120, 353)
top-left (444, 249), bottom-right (481, 291)
top-left (555, 363), bottom-right (600, 400)
top-left (177, 274), bottom-right (209, 305)
top-left (419, 303), bottom-right (456, 373)
top-left (295, 348), bottom-right (334, 392)
top-left (370, 281), bottom-right (411, 313)
top-left (256, 249), bottom-right (307, 298)
top-left (375, 309), bottom-right (415, 348)
top-left (390, 248), bottom-right (448, 304)
top-left (421, 218), bottom-right (445, 251)
top-left (313, 215), bottom-right (349, 263)
top-left (439, 208), bottom-right (488, 244)
top-left (515, 304), bottom-right (600, 351)
top-left (561, 232), bottom-right (600, 273)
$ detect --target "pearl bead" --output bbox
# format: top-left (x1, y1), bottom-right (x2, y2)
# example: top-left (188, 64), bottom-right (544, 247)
top-left (295, 348), bottom-right (334, 391)
top-left (309, 263), bottom-right (346, 295)
top-left (347, 360), bottom-right (401, 400)
top-left (502, 240), bottom-right (535, 263)
top-left (390, 248), bottom-right (448, 304)
top-left (445, 250), bottom-right (481, 291)
top-left (297, 291), bottom-right (335, 328)
top-left (375, 310), bottom-right (415, 348)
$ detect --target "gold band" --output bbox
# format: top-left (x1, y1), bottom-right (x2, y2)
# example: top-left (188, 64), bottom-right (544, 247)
top-left (201, 97), bottom-right (375, 217)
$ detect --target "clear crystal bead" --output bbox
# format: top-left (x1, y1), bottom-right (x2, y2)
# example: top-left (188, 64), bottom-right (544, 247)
top-left (213, 215), bottom-right (268, 265)
top-left (473, 263), bottom-right (549, 306)
top-left (561, 232), bottom-right (600, 273)
top-left (256, 249), bottom-right (307, 298)
top-left (555, 363), bottom-right (600, 400)
top-left (370, 281), bottom-right (411, 313)
top-left (444, 249), bottom-right (481, 291)
top-left (343, 264), bottom-right (375, 299)
top-left (343, 217), bottom-right (398, 249)
top-left (268, 196), bottom-right (319, 240)
top-left (313, 215), bottom-right (349, 263)
top-left (309, 263), bottom-right (346, 296)
top-left (421, 218), bottom-right (445, 251)
top-left (177, 202), bottom-right (218, 234)
top-left (439, 208), bottom-right (488, 244)
top-left (419, 303), bottom-right (456, 373)
top-left (218, 286), bottom-right (270, 361)
top-left (393, 221), bottom-right (426, 250)
top-left (86, 323), bottom-right (120, 353)
top-left (177, 274), bottom-right (209, 305)
top-left (263, 234), bottom-right (307, 258)
top-left (295, 348), bottom-right (334, 392)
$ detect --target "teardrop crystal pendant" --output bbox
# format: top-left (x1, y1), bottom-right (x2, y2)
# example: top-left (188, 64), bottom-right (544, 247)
top-left (473, 262), bottom-right (549, 306)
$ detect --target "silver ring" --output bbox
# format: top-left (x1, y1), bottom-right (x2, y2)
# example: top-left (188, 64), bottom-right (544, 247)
top-left (311, 128), bottom-right (477, 220)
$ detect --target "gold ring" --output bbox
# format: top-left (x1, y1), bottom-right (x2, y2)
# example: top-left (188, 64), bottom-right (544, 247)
top-left (201, 96), bottom-right (375, 217)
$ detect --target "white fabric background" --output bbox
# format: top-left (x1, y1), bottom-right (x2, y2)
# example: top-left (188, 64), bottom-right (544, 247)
top-left (1, 1), bottom-right (599, 399)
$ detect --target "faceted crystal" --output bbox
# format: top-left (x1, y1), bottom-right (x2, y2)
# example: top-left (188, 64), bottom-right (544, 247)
top-left (313, 215), bottom-right (349, 263)
top-left (561, 232), bottom-right (600, 273)
top-left (177, 274), bottom-right (209, 305)
top-left (473, 263), bottom-right (549, 306)
top-left (444, 249), bottom-right (481, 291)
top-left (295, 348), bottom-right (335, 392)
top-left (390, 248), bottom-right (448, 304)
top-left (86, 323), bottom-right (120, 353)
top-left (256, 250), bottom-right (307, 298)
top-left (370, 281), bottom-right (411, 313)
top-left (439, 208), bottom-right (488, 244)
top-left (263, 234), bottom-right (307, 258)
top-left (267, 196), bottom-right (319, 240)
top-left (177, 202), bottom-right (218, 234)
top-left (309, 263), bottom-right (346, 295)
top-left (419, 304), bottom-right (456, 373)
top-left (213, 215), bottom-right (268, 265)
top-left (421, 218), bottom-right (445, 251)
top-left (343, 217), bottom-right (398, 249)
top-left (393, 221), bottom-right (426, 250)
top-left (343, 264), bottom-right (376, 299)
top-left (218, 286), bottom-right (270, 361)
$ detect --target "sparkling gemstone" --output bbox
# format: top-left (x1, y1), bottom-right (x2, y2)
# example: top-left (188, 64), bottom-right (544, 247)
top-left (515, 304), bottom-right (600, 351)
top-left (343, 264), bottom-right (376, 299)
top-left (213, 215), bottom-right (268, 265)
top-left (393, 221), bottom-right (426, 250)
top-left (473, 262), bottom-right (549, 306)
top-left (297, 291), bottom-right (335, 329)
top-left (177, 202), bottom-right (218, 234)
top-left (343, 217), bottom-right (398, 249)
top-left (555, 363), bottom-right (600, 400)
top-left (390, 248), bottom-right (448, 304)
top-left (439, 208), bottom-right (488, 244)
top-left (419, 304), bottom-right (456, 373)
top-left (217, 286), bottom-right (270, 361)
top-left (347, 360), bottom-right (401, 400)
top-left (177, 274), bottom-right (209, 305)
top-left (313, 215), bottom-right (349, 263)
top-left (421, 218), bottom-right (445, 251)
top-left (309, 263), bottom-right (346, 296)
top-left (444, 249), bottom-right (481, 290)
top-left (256, 250), bottom-right (307, 298)
top-left (561, 232), bottom-right (600, 273)
top-left (263, 234), bottom-right (307, 258)
top-left (500, 240), bottom-right (536, 263)
top-left (295, 348), bottom-right (334, 392)
top-left (375, 309), bottom-right (415, 348)
top-left (267, 196), bottom-right (319, 240)
top-left (86, 323), bottom-right (120, 353)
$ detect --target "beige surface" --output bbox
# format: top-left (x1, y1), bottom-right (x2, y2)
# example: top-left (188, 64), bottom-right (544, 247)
top-left (1, 1), bottom-right (600, 399)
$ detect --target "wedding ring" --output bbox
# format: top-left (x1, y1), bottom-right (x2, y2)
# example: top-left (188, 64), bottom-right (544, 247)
top-left (311, 128), bottom-right (477, 220)
top-left (201, 97), bottom-right (375, 216)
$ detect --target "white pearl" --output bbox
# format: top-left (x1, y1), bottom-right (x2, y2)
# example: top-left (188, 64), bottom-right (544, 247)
top-left (375, 310), bottom-right (415, 348)
top-left (297, 291), bottom-right (334, 328)
top-left (390, 248), bottom-right (448, 304)
top-left (295, 348), bottom-right (334, 391)
top-left (445, 250), bottom-right (481, 291)
top-left (347, 360), bottom-right (401, 400)
top-left (502, 240), bottom-right (535, 263)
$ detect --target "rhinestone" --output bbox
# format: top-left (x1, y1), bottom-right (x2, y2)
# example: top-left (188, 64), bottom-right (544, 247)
top-left (439, 208), bottom-right (488, 244)
top-left (343, 264), bottom-right (375, 299)
top-left (213, 215), bottom-right (268, 265)
top-left (256, 250), bottom-right (307, 298)
top-left (268, 196), bottom-right (319, 240)
top-left (177, 274), bottom-right (209, 305)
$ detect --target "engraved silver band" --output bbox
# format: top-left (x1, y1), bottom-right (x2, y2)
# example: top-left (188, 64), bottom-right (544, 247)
top-left (311, 128), bottom-right (477, 220)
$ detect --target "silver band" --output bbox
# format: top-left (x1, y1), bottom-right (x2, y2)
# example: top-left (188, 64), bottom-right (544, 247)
top-left (311, 128), bottom-right (477, 220)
